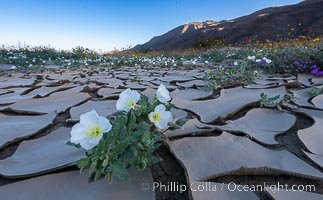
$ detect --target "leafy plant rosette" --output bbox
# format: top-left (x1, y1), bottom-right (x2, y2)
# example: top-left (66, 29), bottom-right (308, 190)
top-left (68, 84), bottom-right (178, 183)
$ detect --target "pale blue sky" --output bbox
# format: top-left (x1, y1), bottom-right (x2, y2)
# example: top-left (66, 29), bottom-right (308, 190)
top-left (0, 0), bottom-right (303, 51)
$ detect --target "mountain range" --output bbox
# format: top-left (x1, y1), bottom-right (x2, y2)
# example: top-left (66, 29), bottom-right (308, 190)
top-left (132, 0), bottom-right (323, 51)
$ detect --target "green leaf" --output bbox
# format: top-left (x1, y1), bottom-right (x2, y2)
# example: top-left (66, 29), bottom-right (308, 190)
top-left (141, 134), bottom-right (154, 147)
top-left (165, 103), bottom-right (173, 111)
top-left (153, 134), bottom-right (162, 143)
top-left (309, 87), bottom-right (323, 97)
top-left (138, 158), bottom-right (148, 170)
top-left (121, 146), bottom-right (136, 161)
top-left (151, 156), bottom-right (162, 164)
top-left (267, 95), bottom-right (280, 102)
top-left (260, 93), bottom-right (267, 99)
top-left (89, 160), bottom-right (97, 174)
top-left (136, 143), bottom-right (145, 150)
top-left (66, 141), bottom-right (81, 149)
top-left (137, 121), bottom-right (151, 131)
top-left (153, 142), bottom-right (162, 150)
top-left (108, 160), bottom-right (129, 180)
top-left (131, 129), bottom-right (143, 139)
top-left (136, 94), bottom-right (150, 116)
top-left (111, 138), bottom-right (132, 156)
top-left (175, 118), bottom-right (189, 127)
top-left (77, 158), bottom-right (90, 169)
top-left (94, 170), bottom-right (102, 181)
top-left (109, 114), bottom-right (128, 138)
top-left (127, 110), bottom-right (137, 132)
top-left (108, 172), bottom-right (113, 184)
top-left (80, 167), bottom-right (86, 174)
top-left (168, 122), bottom-right (182, 130)
top-left (88, 172), bottom-right (96, 182)
top-left (102, 158), bottom-right (109, 168)
top-left (259, 93), bottom-right (280, 104)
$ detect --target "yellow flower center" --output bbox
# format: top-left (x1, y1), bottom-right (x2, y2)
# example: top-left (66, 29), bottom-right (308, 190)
top-left (87, 126), bottom-right (102, 138)
top-left (152, 112), bottom-right (161, 122)
top-left (126, 100), bottom-right (135, 107)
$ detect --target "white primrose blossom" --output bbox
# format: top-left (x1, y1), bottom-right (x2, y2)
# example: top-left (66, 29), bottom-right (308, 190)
top-left (149, 105), bottom-right (173, 130)
top-left (247, 55), bottom-right (256, 61)
top-left (116, 88), bottom-right (141, 112)
top-left (156, 84), bottom-right (171, 103)
top-left (263, 57), bottom-right (272, 64)
top-left (70, 110), bottom-right (112, 150)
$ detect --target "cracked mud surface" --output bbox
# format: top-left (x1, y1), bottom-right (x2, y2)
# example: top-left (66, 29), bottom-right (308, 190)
top-left (0, 66), bottom-right (322, 200)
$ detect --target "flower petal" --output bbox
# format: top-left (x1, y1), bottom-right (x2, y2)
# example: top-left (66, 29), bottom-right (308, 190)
top-left (148, 112), bottom-right (155, 123)
top-left (162, 111), bottom-right (173, 123)
top-left (130, 90), bottom-right (141, 103)
top-left (119, 88), bottom-right (132, 100)
top-left (155, 117), bottom-right (170, 130)
top-left (116, 89), bottom-right (140, 112)
top-left (70, 123), bottom-right (87, 143)
top-left (116, 98), bottom-right (130, 112)
top-left (154, 121), bottom-right (164, 130)
top-left (79, 139), bottom-right (97, 150)
top-left (155, 104), bottom-right (166, 112)
top-left (88, 133), bottom-right (103, 145)
top-left (79, 110), bottom-right (99, 127)
top-left (156, 111), bottom-right (173, 130)
top-left (98, 116), bottom-right (112, 133)
top-left (156, 84), bottom-right (171, 103)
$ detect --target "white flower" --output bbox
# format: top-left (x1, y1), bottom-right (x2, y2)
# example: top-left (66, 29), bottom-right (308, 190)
top-left (156, 84), bottom-right (171, 103)
top-left (255, 59), bottom-right (262, 63)
top-left (11, 65), bottom-right (17, 70)
top-left (205, 60), bottom-right (209, 64)
top-left (234, 61), bottom-right (238, 66)
top-left (263, 57), bottom-right (272, 64)
top-left (247, 55), bottom-right (256, 61)
top-left (148, 105), bottom-right (173, 130)
top-left (116, 88), bottom-right (140, 112)
top-left (70, 110), bottom-right (112, 150)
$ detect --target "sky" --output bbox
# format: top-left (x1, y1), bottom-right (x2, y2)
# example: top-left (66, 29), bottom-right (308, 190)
top-left (0, 0), bottom-right (304, 51)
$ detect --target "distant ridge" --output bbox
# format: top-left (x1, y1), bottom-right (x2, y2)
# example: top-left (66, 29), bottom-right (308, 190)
top-left (132, 0), bottom-right (323, 51)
